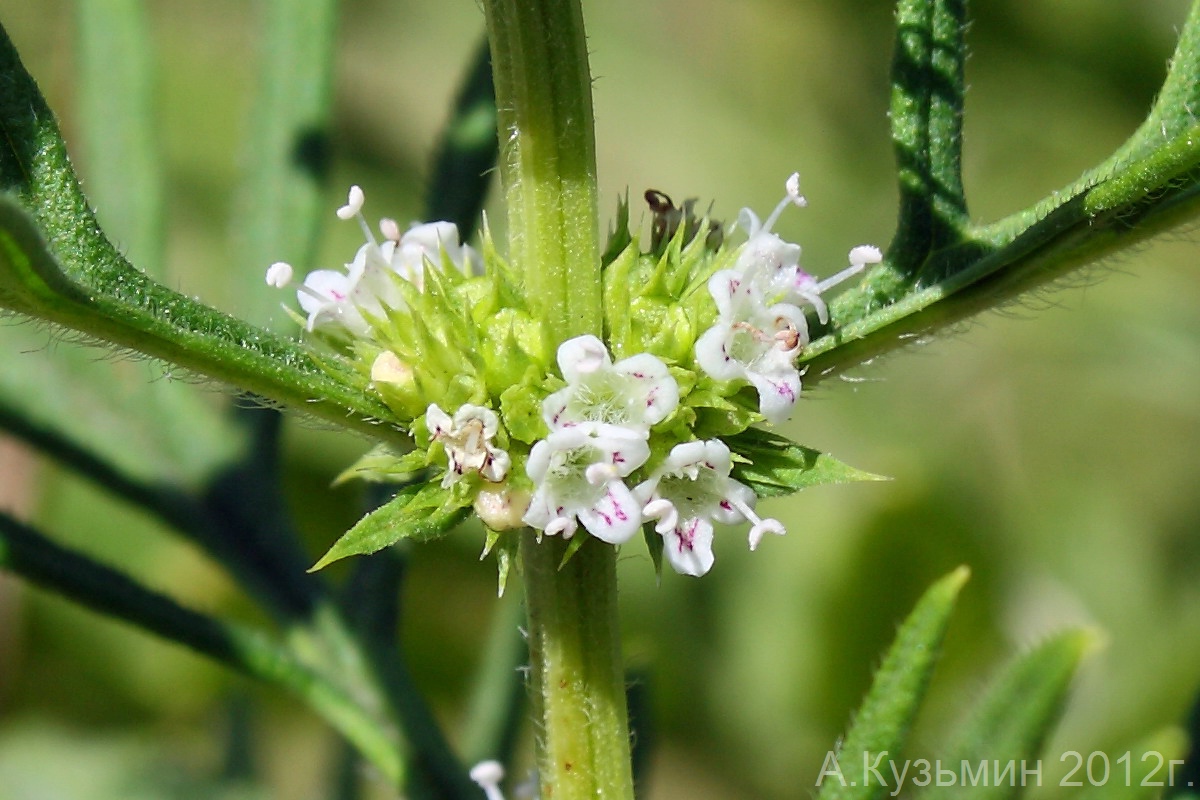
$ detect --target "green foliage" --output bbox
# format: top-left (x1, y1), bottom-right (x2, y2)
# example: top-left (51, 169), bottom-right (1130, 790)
top-left (726, 427), bottom-right (887, 498)
top-left (818, 567), bottom-right (969, 800)
top-left (309, 481), bottom-right (472, 571)
top-left (0, 1), bottom-right (1199, 798)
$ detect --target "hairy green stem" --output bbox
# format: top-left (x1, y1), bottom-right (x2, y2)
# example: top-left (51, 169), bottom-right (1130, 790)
top-left (483, 0), bottom-right (634, 797)
top-left (521, 534), bottom-right (635, 798)
top-left (484, 0), bottom-right (602, 346)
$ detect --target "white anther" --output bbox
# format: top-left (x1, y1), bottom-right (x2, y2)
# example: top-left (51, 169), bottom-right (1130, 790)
top-left (469, 760), bottom-right (506, 800)
top-left (265, 262), bottom-right (294, 288)
top-left (336, 185), bottom-right (365, 220)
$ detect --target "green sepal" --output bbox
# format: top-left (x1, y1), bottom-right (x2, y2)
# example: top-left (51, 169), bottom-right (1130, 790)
top-left (600, 191), bottom-right (632, 268)
top-left (500, 373), bottom-right (555, 444)
top-left (479, 308), bottom-right (547, 395)
top-left (686, 387), bottom-right (762, 438)
top-left (928, 628), bottom-right (1099, 800)
top-left (726, 427), bottom-right (887, 498)
top-left (557, 531), bottom-right (588, 569)
top-left (817, 567), bottom-right (970, 800)
top-left (331, 445), bottom-right (431, 487)
top-left (482, 526), bottom-right (521, 597)
top-left (641, 523), bottom-right (664, 579)
top-left (309, 481), bottom-right (471, 571)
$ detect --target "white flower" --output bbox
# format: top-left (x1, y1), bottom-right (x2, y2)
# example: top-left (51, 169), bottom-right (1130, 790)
top-left (269, 185), bottom-right (479, 336)
top-left (543, 335), bottom-right (679, 432)
top-left (695, 172), bottom-right (880, 424)
top-left (426, 404), bottom-right (510, 488)
top-left (694, 265), bottom-right (807, 425)
top-left (522, 423), bottom-right (649, 544)
top-left (635, 439), bottom-right (785, 576)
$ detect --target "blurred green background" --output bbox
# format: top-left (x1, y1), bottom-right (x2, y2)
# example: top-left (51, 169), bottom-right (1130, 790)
top-left (0, 1), bottom-right (1198, 798)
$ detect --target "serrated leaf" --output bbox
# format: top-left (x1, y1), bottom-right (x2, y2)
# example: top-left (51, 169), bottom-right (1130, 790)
top-left (726, 427), bottom-right (887, 498)
top-left (817, 567), bottom-right (970, 800)
top-left (309, 482), bottom-right (470, 571)
top-left (331, 445), bottom-right (430, 487)
top-left (931, 629), bottom-right (1099, 800)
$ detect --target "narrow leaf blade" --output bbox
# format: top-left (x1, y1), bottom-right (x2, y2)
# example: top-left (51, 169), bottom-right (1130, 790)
top-left (817, 566), bottom-right (970, 800)
top-left (726, 427), bottom-right (887, 498)
top-left (310, 483), bottom-right (471, 571)
top-left (932, 629), bottom-right (1100, 800)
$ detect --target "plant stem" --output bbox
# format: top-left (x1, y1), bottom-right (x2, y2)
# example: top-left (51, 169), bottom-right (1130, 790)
top-left (483, 0), bottom-right (602, 347)
top-left (521, 534), bottom-right (635, 798)
top-left (482, 0), bottom-right (634, 797)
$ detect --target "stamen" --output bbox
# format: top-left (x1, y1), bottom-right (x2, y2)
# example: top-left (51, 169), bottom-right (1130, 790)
top-left (748, 518), bottom-right (787, 551)
top-left (265, 261), bottom-right (293, 288)
top-left (760, 171), bottom-right (807, 232)
top-left (545, 517), bottom-right (578, 539)
top-left (726, 494), bottom-right (785, 549)
top-left (336, 185), bottom-right (365, 220)
top-left (469, 760), bottom-right (506, 800)
top-left (848, 245), bottom-right (883, 267)
top-left (815, 262), bottom-right (867, 294)
top-left (336, 184), bottom-right (380, 250)
top-left (785, 172), bottom-right (808, 208)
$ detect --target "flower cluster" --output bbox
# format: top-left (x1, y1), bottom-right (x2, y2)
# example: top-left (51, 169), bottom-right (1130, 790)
top-left (272, 177), bottom-right (878, 577)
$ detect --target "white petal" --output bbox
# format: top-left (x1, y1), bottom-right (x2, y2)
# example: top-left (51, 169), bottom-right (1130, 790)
top-left (664, 439), bottom-right (709, 471)
top-left (426, 404), bottom-right (453, 436)
top-left (613, 353), bottom-right (679, 426)
top-left (297, 270), bottom-right (351, 313)
top-left (713, 478), bottom-right (755, 525)
top-left (524, 438), bottom-right (555, 482)
top-left (578, 481), bottom-right (642, 544)
top-left (705, 270), bottom-right (744, 315)
top-left (556, 334), bottom-right (611, 382)
top-left (663, 517), bottom-right (715, 577)
top-left (747, 367), bottom-right (801, 425)
top-left (695, 322), bottom-right (744, 382)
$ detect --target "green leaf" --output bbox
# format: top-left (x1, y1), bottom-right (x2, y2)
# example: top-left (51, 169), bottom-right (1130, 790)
top-left (310, 482), bottom-right (471, 571)
top-left (424, 36), bottom-right (498, 237)
top-left (930, 629), bottom-right (1099, 800)
top-left (725, 427), bottom-right (887, 498)
top-left (230, 0), bottom-right (338, 328)
top-left (0, 510), bottom-right (404, 785)
top-left (76, 0), bottom-right (164, 274)
top-left (1078, 728), bottom-right (1187, 800)
top-left (0, 25), bottom-right (406, 444)
top-left (886, 0), bottom-right (970, 282)
top-left (0, 194), bottom-right (404, 445)
top-left (332, 445), bottom-right (431, 487)
top-left (817, 567), bottom-right (969, 800)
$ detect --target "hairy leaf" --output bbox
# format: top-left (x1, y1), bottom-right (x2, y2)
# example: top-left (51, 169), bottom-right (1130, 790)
top-left (817, 567), bottom-right (969, 800)
top-left (726, 427), bottom-right (887, 498)
top-left (310, 482), bottom-right (471, 571)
